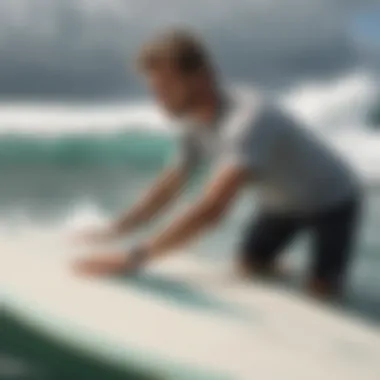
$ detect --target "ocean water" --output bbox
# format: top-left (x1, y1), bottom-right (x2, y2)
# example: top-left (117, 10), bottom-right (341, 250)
top-left (1, 103), bottom-right (380, 379)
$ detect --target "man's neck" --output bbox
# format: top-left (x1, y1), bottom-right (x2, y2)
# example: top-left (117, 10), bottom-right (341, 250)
top-left (189, 86), bottom-right (223, 126)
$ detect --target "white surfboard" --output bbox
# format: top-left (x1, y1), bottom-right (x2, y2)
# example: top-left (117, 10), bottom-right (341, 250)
top-left (2, 231), bottom-right (380, 380)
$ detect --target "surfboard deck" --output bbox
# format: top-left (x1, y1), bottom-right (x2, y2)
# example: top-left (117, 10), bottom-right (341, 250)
top-left (2, 232), bottom-right (380, 380)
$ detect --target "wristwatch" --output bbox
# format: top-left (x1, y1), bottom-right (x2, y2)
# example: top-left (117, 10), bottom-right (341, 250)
top-left (128, 244), bottom-right (150, 269)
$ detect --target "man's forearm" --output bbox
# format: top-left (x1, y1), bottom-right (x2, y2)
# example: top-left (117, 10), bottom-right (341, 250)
top-left (141, 164), bottom-right (250, 258)
top-left (113, 167), bottom-right (186, 234)
top-left (143, 200), bottom-right (220, 257)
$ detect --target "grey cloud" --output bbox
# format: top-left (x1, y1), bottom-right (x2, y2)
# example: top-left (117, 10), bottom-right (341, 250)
top-left (0, 0), bottom-right (377, 99)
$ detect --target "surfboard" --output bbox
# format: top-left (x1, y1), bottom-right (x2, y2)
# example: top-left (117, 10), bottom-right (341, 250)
top-left (2, 231), bottom-right (380, 380)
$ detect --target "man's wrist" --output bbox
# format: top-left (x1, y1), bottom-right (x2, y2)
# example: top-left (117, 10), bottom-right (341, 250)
top-left (128, 244), bottom-right (151, 269)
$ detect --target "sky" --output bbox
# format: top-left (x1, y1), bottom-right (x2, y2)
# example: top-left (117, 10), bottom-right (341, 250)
top-left (352, 5), bottom-right (380, 42)
top-left (0, 0), bottom-right (378, 100)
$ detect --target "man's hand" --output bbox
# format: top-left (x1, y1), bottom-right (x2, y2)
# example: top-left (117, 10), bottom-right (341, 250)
top-left (73, 250), bottom-right (144, 276)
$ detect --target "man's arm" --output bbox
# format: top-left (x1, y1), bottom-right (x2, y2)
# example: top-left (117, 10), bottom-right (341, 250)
top-left (72, 163), bottom-right (251, 276)
top-left (141, 163), bottom-right (251, 257)
top-left (76, 130), bottom-right (200, 245)
top-left (112, 165), bottom-right (188, 235)
top-left (113, 131), bottom-right (201, 235)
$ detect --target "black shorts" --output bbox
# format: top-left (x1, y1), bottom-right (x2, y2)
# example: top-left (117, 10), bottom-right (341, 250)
top-left (239, 196), bottom-right (361, 286)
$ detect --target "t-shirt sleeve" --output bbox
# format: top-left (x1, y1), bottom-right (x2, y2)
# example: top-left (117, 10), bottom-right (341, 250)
top-left (220, 106), bottom-right (282, 174)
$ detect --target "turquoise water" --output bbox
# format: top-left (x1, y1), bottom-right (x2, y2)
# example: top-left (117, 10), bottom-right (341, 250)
top-left (1, 128), bottom-right (379, 379)
top-left (0, 130), bottom-right (172, 217)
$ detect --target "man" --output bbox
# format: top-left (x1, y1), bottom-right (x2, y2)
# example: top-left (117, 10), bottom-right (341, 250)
top-left (74, 29), bottom-right (362, 298)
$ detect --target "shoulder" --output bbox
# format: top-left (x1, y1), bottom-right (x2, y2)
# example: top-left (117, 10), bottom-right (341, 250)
top-left (221, 87), bottom-right (282, 143)
top-left (225, 86), bottom-right (265, 123)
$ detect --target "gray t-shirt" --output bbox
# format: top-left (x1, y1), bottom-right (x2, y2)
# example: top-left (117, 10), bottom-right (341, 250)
top-left (171, 89), bottom-right (359, 214)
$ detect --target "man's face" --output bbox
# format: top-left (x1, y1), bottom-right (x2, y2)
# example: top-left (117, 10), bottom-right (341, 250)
top-left (144, 66), bottom-right (197, 117)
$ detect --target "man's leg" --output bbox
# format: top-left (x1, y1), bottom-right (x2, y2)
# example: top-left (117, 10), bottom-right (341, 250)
top-left (238, 212), bottom-right (301, 278)
top-left (308, 197), bottom-right (362, 299)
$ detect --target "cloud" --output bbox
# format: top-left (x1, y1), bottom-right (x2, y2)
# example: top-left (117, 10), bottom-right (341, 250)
top-left (0, 0), bottom-right (377, 98)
